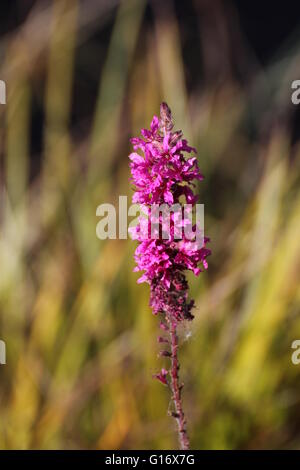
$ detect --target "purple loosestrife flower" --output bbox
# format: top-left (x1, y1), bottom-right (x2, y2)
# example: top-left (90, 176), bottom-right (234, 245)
top-left (130, 103), bottom-right (210, 320)
top-left (129, 103), bottom-right (210, 449)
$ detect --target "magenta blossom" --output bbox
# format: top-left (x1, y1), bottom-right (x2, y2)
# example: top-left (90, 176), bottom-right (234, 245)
top-left (129, 103), bottom-right (210, 450)
top-left (129, 103), bottom-right (210, 321)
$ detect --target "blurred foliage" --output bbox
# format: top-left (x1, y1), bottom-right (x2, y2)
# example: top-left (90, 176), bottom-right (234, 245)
top-left (0, 0), bottom-right (300, 449)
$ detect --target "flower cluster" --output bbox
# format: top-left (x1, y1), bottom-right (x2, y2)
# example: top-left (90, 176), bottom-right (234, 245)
top-left (129, 103), bottom-right (210, 322)
top-left (129, 103), bottom-right (210, 449)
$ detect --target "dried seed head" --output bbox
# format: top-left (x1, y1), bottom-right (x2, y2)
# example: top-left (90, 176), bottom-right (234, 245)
top-left (153, 368), bottom-right (168, 385)
top-left (160, 321), bottom-right (169, 331)
top-left (158, 336), bottom-right (169, 344)
top-left (160, 102), bottom-right (174, 133)
top-left (159, 350), bottom-right (171, 358)
top-left (170, 130), bottom-right (183, 146)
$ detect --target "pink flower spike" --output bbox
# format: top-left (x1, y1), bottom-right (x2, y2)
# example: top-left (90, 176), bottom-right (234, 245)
top-left (129, 102), bottom-right (211, 450)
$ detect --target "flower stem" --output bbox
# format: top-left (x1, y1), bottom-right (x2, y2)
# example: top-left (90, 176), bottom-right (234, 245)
top-left (168, 318), bottom-right (190, 450)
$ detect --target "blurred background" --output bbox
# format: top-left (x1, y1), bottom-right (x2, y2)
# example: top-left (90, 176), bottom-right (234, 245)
top-left (0, 0), bottom-right (300, 450)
